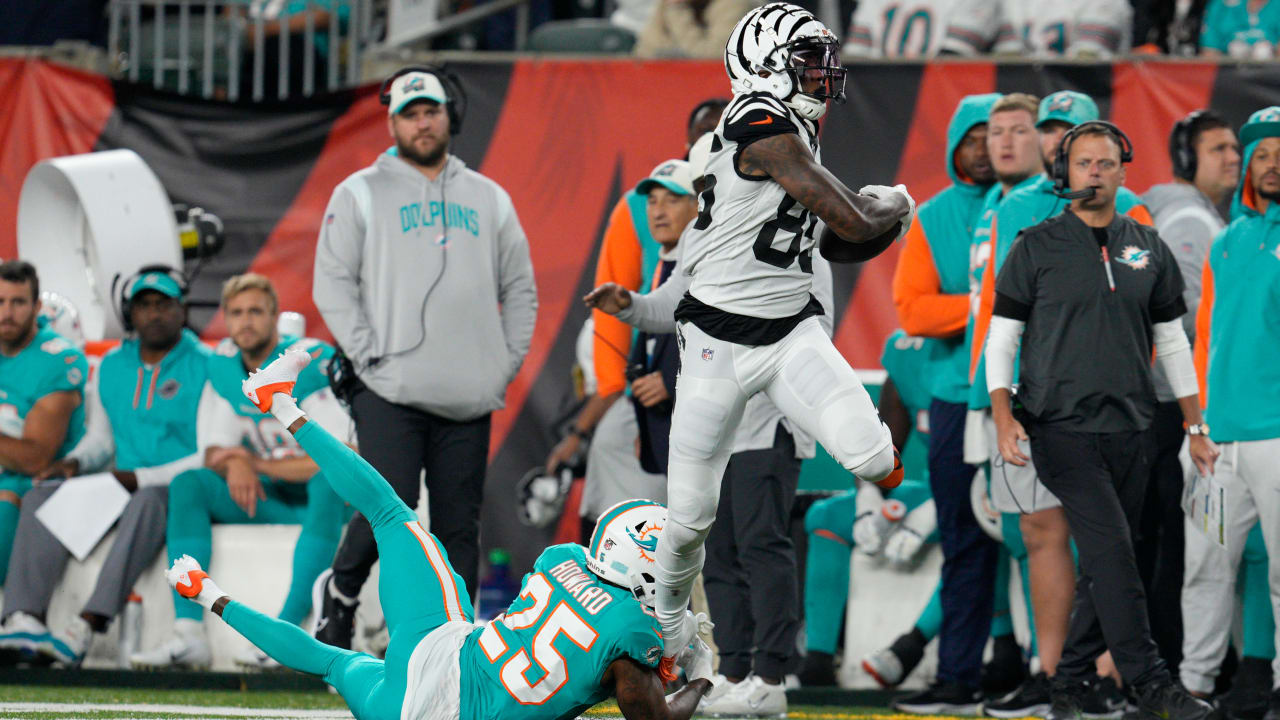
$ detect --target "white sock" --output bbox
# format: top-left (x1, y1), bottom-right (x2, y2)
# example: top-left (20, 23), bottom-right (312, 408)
top-left (189, 577), bottom-right (228, 612)
top-left (269, 393), bottom-right (305, 429)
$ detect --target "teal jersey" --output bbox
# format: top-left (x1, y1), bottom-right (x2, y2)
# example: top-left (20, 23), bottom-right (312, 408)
top-left (1200, 0), bottom-right (1280, 56)
top-left (99, 329), bottom-right (210, 471)
top-left (880, 330), bottom-right (934, 417)
top-left (967, 176), bottom-right (1149, 409)
top-left (459, 543), bottom-right (664, 720)
top-left (207, 335), bottom-right (335, 458)
top-left (0, 327), bottom-right (88, 464)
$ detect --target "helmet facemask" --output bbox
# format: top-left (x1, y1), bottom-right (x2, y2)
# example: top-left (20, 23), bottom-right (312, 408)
top-left (769, 34), bottom-right (846, 121)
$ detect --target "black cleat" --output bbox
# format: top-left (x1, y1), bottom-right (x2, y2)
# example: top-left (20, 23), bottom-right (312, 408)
top-left (1048, 680), bottom-right (1088, 720)
top-left (986, 672), bottom-right (1053, 718)
top-left (893, 682), bottom-right (984, 716)
top-left (1081, 677), bottom-right (1128, 720)
top-left (311, 568), bottom-right (357, 651)
top-left (983, 634), bottom-right (1029, 698)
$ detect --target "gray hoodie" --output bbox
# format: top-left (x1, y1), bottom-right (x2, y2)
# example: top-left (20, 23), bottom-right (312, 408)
top-left (1142, 181), bottom-right (1226, 401)
top-left (314, 152), bottom-right (537, 421)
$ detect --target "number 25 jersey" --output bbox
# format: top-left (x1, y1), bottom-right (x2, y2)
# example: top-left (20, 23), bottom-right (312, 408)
top-left (681, 92), bottom-right (823, 320)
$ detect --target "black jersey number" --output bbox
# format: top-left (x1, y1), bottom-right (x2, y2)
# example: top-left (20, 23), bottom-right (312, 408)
top-left (693, 175), bottom-right (717, 231)
top-left (753, 195), bottom-right (817, 272)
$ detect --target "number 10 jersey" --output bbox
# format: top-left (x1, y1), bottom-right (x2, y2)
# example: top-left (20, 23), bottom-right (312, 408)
top-left (682, 92), bottom-right (823, 320)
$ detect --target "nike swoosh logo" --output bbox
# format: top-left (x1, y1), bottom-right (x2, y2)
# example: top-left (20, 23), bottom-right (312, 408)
top-left (749, 115), bottom-right (774, 126)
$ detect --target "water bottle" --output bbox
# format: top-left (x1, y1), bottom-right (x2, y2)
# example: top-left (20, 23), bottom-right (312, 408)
top-left (118, 591), bottom-right (143, 667)
top-left (476, 548), bottom-right (518, 622)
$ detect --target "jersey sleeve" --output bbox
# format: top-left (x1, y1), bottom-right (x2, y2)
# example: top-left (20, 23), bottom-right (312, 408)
top-left (722, 95), bottom-right (800, 146)
top-left (611, 614), bottom-right (665, 671)
top-left (36, 341), bottom-right (88, 400)
top-left (993, 233), bottom-right (1037, 314)
top-left (1148, 231), bottom-right (1188, 324)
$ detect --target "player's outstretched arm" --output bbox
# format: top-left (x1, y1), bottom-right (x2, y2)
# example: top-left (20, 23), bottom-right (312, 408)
top-left (740, 133), bottom-right (908, 243)
top-left (607, 657), bottom-right (712, 720)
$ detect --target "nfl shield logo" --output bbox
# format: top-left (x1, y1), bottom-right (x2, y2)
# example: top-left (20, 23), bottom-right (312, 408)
top-left (701, 347), bottom-right (714, 361)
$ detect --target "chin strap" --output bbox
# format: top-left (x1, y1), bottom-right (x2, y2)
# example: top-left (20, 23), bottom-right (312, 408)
top-left (787, 93), bottom-right (827, 121)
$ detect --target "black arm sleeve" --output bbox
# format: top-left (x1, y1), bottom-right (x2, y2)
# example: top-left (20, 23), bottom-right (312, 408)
top-left (1147, 229), bottom-right (1189, 323)
top-left (993, 292), bottom-right (1032, 321)
top-left (994, 232), bottom-right (1038, 309)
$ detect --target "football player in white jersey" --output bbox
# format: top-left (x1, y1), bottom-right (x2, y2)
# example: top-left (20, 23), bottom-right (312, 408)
top-left (845, 0), bottom-right (957, 58)
top-left (940, 0), bottom-right (1131, 57)
top-left (586, 1), bottom-right (916, 660)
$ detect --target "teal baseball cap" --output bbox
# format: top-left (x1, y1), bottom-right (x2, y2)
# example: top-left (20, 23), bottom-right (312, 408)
top-left (1239, 106), bottom-right (1280, 147)
top-left (635, 159), bottom-right (694, 196)
top-left (129, 271), bottom-right (183, 300)
top-left (1037, 91), bottom-right (1100, 128)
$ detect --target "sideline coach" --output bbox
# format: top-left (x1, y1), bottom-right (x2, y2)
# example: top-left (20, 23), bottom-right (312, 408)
top-left (984, 121), bottom-right (1217, 720)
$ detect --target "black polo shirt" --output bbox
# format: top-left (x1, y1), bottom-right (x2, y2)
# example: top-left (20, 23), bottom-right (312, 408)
top-left (993, 210), bottom-right (1187, 432)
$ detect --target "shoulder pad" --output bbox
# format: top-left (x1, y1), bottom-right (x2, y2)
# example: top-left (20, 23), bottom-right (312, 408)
top-left (723, 94), bottom-right (799, 144)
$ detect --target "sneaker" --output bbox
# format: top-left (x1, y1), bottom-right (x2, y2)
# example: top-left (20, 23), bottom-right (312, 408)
top-left (129, 619), bottom-right (212, 670)
top-left (1260, 689), bottom-right (1280, 720)
top-left (893, 682), bottom-right (984, 716)
top-left (800, 650), bottom-right (837, 687)
top-left (242, 347), bottom-right (310, 412)
top-left (0, 612), bottom-right (50, 664)
top-left (696, 674), bottom-right (738, 713)
top-left (703, 675), bottom-right (787, 718)
top-left (987, 672), bottom-right (1053, 718)
top-left (984, 635), bottom-right (1028, 698)
top-left (1222, 658), bottom-right (1272, 720)
top-left (1135, 680), bottom-right (1216, 720)
top-left (311, 568), bottom-right (357, 651)
top-left (233, 645), bottom-right (281, 671)
top-left (864, 628), bottom-right (928, 688)
top-left (46, 616), bottom-right (92, 667)
top-left (1048, 682), bottom-right (1087, 720)
top-left (1081, 677), bottom-right (1127, 720)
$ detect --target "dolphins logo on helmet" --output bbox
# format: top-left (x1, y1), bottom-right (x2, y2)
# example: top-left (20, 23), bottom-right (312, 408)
top-left (586, 499), bottom-right (667, 607)
top-left (724, 3), bottom-right (846, 121)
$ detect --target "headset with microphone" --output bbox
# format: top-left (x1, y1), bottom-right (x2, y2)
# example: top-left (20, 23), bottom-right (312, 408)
top-left (378, 64), bottom-right (469, 135)
top-left (111, 264), bottom-right (189, 332)
top-left (1170, 109), bottom-right (1227, 182)
top-left (1052, 121), bottom-right (1134, 201)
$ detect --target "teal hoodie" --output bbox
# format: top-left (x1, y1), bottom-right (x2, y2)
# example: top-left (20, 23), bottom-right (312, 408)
top-left (894, 93), bottom-right (1000, 404)
top-left (1200, 132), bottom-right (1280, 442)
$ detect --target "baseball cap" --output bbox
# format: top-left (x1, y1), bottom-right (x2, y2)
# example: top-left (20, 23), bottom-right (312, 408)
top-left (387, 71), bottom-right (449, 116)
top-left (1037, 91), bottom-right (1100, 128)
top-left (129, 271), bottom-right (183, 300)
top-left (635, 159), bottom-right (694, 196)
top-left (1239, 106), bottom-right (1280, 147)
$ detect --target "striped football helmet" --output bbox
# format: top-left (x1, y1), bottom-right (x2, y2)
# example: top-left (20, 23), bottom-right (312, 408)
top-left (585, 499), bottom-right (667, 607)
top-left (724, 3), bottom-right (846, 121)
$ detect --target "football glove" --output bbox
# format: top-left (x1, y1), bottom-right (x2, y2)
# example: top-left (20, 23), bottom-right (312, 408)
top-left (852, 510), bottom-right (888, 555)
top-left (515, 465), bottom-right (574, 528)
top-left (674, 612), bottom-right (715, 683)
top-left (883, 526), bottom-right (925, 565)
top-left (858, 183), bottom-right (916, 243)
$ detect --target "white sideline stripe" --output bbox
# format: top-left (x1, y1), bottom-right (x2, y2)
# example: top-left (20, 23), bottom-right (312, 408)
top-left (0, 702), bottom-right (353, 718)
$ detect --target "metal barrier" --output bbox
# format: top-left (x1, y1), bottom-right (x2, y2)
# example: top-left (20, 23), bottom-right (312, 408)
top-left (106, 0), bottom-right (376, 101)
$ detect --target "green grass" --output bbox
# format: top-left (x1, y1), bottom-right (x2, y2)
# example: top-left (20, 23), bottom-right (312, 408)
top-left (0, 684), bottom-right (950, 720)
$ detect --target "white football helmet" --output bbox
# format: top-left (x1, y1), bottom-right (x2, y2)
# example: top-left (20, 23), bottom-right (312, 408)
top-left (585, 499), bottom-right (667, 607)
top-left (38, 291), bottom-right (85, 350)
top-left (724, 2), bottom-right (846, 121)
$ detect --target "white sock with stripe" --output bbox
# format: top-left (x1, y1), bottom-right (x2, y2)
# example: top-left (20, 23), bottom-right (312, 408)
top-left (269, 393), bottom-right (305, 429)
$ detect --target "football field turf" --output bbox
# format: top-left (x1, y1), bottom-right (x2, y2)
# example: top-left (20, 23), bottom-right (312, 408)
top-left (0, 685), bottom-right (973, 720)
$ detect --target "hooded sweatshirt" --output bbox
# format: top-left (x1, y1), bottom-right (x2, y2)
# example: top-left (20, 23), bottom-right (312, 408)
top-left (1194, 136), bottom-right (1280, 442)
top-left (966, 174), bottom-right (1152, 410)
top-left (892, 92), bottom-right (999, 404)
top-left (1143, 182), bottom-right (1226, 401)
top-left (314, 152), bottom-right (537, 421)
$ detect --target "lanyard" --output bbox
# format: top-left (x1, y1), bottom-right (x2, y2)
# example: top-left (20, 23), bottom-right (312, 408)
top-left (1100, 246), bottom-right (1116, 292)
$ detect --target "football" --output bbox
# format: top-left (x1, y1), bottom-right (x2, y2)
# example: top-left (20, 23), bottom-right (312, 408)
top-left (818, 222), bottom-right (901, 264)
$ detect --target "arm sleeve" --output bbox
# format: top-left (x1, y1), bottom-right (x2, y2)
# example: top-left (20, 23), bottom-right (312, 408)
top-left (313, 183), bottom-right (378, 367)
top-left (616, 251), bottom-right (691, 334)
top-left (1071, 0), bottom-right (1132, 56)
top-left (494, 187), bottom-right (538, 382)
top-left (594, 199), bottom-right (645, 397)
top-left (299, 389), bottom-right (356, 444)
top-left (1153, 319), bottom-right (1199, 399)
top-left (1149, 236), bottom-right (1189, 324)
top-left (65, 378), bottom-right (114, 473)
top-left (985, 315), bottom-right (1025, 393)
top-left (892, 216), bottom-right (969, 337)
top-left (196, 381), bottom-right (242, 457)
top-left (941, 0), bottom-right (999, 53)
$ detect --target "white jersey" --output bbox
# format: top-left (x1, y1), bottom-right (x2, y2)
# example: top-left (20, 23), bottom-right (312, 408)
top-left (681, 92), bottom-right (823, 320)
top-left (845, 0), bottom-right (957, 58)
top-left (941, 0), bottom-right (1130, 56)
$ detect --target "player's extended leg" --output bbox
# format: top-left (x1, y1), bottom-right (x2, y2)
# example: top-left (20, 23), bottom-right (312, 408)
top-left (278, 472), bottom-right (349, 625)
top-left (656, 321), bottom-right (749, 648)
top-left (761, 320), bottom-right (896, 486)
top-left (0, 475), bottom-right (34, 585)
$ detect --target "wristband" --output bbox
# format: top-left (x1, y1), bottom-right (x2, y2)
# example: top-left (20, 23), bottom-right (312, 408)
top-left (1183, 422), bottom-right (1210, 436)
